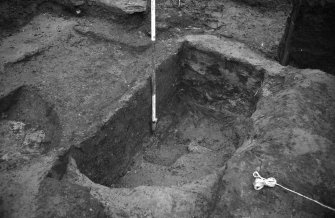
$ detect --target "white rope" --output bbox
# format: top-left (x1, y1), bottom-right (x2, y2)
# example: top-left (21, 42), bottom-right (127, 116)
top-left (253, 171), bottom-right (335, 212)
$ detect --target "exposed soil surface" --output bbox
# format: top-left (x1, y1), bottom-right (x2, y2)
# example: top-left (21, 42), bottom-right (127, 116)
top-left (1, 1), bottom-right (335, 218)
top-left (117, 110), bottom-right (241, 188)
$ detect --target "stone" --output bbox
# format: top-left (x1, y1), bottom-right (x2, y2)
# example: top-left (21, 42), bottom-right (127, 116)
top-left (90, 0), bottom-right (147, 14)
top-left (187, 141), bottom-right (213, 153)
top-left (55, 0), bottom-right (86, 7)
top-left (23, 130), bottom-right (46, 150)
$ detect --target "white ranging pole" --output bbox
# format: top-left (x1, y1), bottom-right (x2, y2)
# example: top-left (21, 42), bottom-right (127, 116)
top-left (151, 0), bottom-right (158, 132)
top-left (151, 0), bottom-right (156, 42)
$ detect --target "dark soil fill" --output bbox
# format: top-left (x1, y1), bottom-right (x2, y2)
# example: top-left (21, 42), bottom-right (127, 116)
top-left (71, 43), bottom-right (264, 189)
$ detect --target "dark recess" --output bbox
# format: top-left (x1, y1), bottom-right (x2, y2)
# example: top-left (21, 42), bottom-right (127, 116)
top-left (279, 0), bottom-right (335, 75)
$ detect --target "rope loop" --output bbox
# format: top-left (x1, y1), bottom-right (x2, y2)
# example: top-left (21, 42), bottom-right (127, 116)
top-left (252, 171), bottom-right (335, 212)
top-left (253, 171), bottom-right (277, 190)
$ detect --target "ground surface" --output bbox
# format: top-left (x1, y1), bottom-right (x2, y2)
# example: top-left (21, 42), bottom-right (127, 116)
top-left (1, 1), bottom-right (335, 218)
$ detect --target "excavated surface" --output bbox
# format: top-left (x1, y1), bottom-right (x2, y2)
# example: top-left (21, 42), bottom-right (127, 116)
top-left (1, 1), bottom-right (335, 218)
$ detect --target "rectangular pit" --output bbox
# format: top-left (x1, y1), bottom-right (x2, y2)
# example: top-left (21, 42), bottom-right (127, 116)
top-left (70, 42), bottom-right (264, 187)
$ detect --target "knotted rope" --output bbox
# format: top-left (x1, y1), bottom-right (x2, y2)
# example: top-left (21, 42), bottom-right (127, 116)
top-left (253, 171), bottom-right (335, 212)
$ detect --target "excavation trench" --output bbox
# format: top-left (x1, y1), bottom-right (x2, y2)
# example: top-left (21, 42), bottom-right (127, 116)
top-left (70, 43), bottom-right (264, 188)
